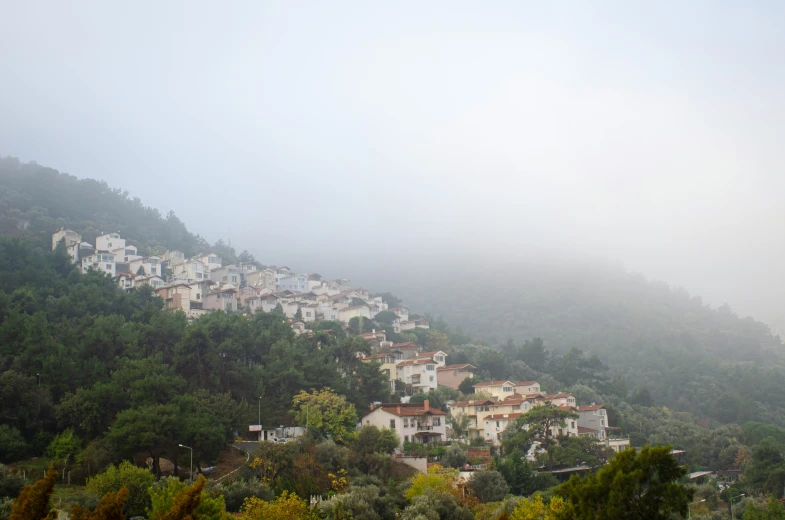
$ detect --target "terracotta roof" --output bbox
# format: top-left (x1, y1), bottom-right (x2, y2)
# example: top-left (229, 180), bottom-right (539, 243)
top-left (450, 399), bottom-right (495, 407)
top-left (578, 426), bottom-right (599, 434)
top-left (503, 393), bottom-right (525, 400)
top-left (474, 380), bottom-right (514, 387)
top-left (577, 404), bottom-right (605, 412)
top-left (417, 351), bottom-right (446, 357)
top-left (484, 413), bottom-right (523, 421)
top-left (545, 393), bottom-right (574, 399)
top-left (494, 399), bottom-right (525, 406)
top-left (397, 358), bottom-right (436, 367)
top-left (558, 405), bottom-right (577, 411)
top-left (437, 364), bottom-right (475, 371)
top-left (514, 381), bottom-right (539, 386)
top-left (366, 403), bottom-right (446, 417)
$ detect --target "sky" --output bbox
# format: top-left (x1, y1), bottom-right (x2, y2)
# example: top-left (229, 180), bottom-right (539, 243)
top-left (1, 1), bottom-right (784, 329)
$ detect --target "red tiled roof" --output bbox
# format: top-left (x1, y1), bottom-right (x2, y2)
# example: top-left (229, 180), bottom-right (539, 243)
top-left (392, 342), bottom-right (418, 348)
top-left (450, 399), bottom-right (495, 407)
top-left (474, 380), bottom-right (514, 387)
top-left (545, 393), bottom-right (574, 399)
top-left (367, 403), bottom-right (446, 417)
top-left (437, 364), bottom-right (475, 371)
top-left (484, 413), bottom-right (523, 421)
top-left (577, 404), bottom-right (604, 412)
top-left (397, 358), bottom-right (436, 367)
top-left (578, 426), bottom-right (599, 434)
top-left (494, 399), bottom-right (525, 406)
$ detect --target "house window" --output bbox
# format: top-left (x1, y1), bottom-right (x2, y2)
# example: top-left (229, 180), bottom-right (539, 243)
top-left (496, 421), bottom-right (500, 427)
top-left (426, 365), bottom-right (435, 371)
top-left (403, 418), bottom-right (409, 428)
top-left (404, 435), bottom-right (409, 442)
top-left (429, 376), bottom-right (434, 382)
top-left (571, 421), bottom-right (575, 429)
top-left (433, 418), bottom-right (441, 426)
top-left (389, 419), bottom-right (396, 429)
top-left (196, 294), bottom-right (200, 300)
top-left (503, 386), bottom-right (512, 392)
top-left (106, 264), bottom-right (112, 269)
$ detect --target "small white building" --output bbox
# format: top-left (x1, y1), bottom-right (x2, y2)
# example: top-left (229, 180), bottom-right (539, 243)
top-left (52, 228), bottom-right (82, 262)
top-left (338, 305), bottom-right (371, 324)
top-left (95, 232), bottom-right (125, 253)
top-left (360, 401), bottom-right (446, 447)
top-left (81, 251), bottom-right (116, 277)
top-left (277, 274), bottom-right (310, 293)
top-left (198, 253), bottom-right (222, 271)
top-left (210, 265), bottom-right (241, 286)
top-left (396, 358), bottom-right (439, 393)
top-left (128, 256), bottom-right (162, 277)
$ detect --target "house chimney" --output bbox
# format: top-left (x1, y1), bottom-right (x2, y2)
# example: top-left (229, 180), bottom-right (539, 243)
top-left (370, 403), bottom-right (374, 411)
top-left (396, 406), bottom-right (401, 415)
top-left (424, 400), bottom-right (430, 411)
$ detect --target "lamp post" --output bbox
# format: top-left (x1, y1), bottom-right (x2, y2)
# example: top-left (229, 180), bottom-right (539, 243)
top-left (178, 444), bottom-right (193, 482)
top-left (258, 397), bottom-right (262, 442)
top-left (730, 493), bottom-right (745, 519)
top-left (36, 372), bottom-right (41, 387)
top-left (687, 498), bottom-right (705, 519)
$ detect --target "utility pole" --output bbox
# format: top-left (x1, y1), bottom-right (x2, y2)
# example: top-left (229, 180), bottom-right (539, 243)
top-left (178, 444), bottom-right (193, 481)
top-left (258, 397), bottom-right (262, 442)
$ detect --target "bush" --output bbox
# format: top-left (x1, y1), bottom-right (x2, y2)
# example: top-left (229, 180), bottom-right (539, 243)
top-left (0, 497), bottom-right (11, 520)
top-left (0, 427), bottom-right (27, 464)
top-left (85, 461), bottom-right (154, 517)
top-left (0, 465), bottom-right (24, 500)
top-left (217, 479), bottom-right (274, 513)
top-left (443, 444), bottom-right (468, 468)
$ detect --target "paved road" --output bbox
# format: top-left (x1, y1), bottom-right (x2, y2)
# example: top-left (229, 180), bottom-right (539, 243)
top-left (233, 441), bottom-right (260, 454)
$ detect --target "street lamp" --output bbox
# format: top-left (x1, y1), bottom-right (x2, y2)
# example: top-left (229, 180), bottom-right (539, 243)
top-left (36, 372), bottom-right (41, 387)
top-left (730, 493), bottom-right (745, 520)
top-left (258, 397), bottom-right (262, 442)
top-left (295, 400), bottom-right (309, 435)
top-left (687, 498), bottom-right (706, 519)
top-left (178, 444), bottom-right (193, 481)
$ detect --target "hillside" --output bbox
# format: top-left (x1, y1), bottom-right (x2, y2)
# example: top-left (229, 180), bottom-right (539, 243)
top-left (4, 156), bottom-right (785, 428)
top-left (0, 156), bottom-right (219, 259)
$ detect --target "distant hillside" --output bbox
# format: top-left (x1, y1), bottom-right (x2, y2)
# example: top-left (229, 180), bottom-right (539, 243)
top-left (0, 156), bottom-right (212, 257)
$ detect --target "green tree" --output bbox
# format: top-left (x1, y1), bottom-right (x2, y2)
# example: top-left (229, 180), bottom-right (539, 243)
top-left (467, 470), bottom-right (509, 503)
top-left (743, 496), bottom-right (785, 520)
top-left (443, 444), bottom-right (468, 469)
top-left (450, 412), bottom-right (471, 439)
top-left (136, 266), bottom-right (146, 276)
top-left (45, 428), bottom-right (81, 463)
top-left (497, 451), bottom-right (536, 496)
top-left (0, 426), bottom-right (27, 463)
top-left (458, 377), bottom-right (477, 396)
top-left (291, 388), bottom-right (358, 443)
top-left (520, 338), bottom-right (549, 372)
top-left (554, 445), bottom-right (692, 519)
top-left (504, 405), bottom-right (578, 470)
top-left (85, 461), bottom-right (155, 518)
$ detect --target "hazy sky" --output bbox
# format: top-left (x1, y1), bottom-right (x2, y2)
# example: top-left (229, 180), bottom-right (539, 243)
top-left (2, 1), bottom-right (784, 328)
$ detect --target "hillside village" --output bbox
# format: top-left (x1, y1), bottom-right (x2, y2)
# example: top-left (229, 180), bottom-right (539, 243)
top-left (53, 227), bottom-right (630, 458)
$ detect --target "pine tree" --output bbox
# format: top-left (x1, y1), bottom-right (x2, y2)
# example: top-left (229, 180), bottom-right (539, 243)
top-left (9, 466), bottom-right (58, 520)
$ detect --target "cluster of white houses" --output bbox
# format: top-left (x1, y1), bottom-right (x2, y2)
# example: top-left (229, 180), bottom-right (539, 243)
top-left (52, 229), bottom-right (431, 330)
top-left (359, 344), bottom-right (629, 453)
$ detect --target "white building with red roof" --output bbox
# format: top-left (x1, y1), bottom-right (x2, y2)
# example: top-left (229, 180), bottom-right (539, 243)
top-left (360, 401), bottom-right (446, 447)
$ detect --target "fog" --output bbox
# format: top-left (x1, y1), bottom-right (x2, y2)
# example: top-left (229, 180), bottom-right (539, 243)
top-left (2, 2), bottom-right (784, 330)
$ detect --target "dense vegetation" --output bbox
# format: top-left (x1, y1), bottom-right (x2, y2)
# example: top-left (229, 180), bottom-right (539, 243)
top-left (0, 236), bottom-right (388, 471)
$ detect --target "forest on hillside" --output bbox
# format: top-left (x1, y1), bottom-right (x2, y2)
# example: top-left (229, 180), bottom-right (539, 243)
top-left (0, 156), bottom-right (250, 264)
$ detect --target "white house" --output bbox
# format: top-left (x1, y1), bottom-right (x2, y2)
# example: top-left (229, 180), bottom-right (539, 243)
top-left (117, 272), bottom-right (136, 291)
top-left (360, 401), bottom-right (446, 447)
top-left (473, 380), bottom-right (517, 401)
top-left (514, 381), bottom-right (542, 395)
top-left (576, 404), bottom-right (608, 440)
top-left (203, 287), bottom-right (238, 312)
top-left (81, 251), bottom-right (116, 277)
top-left (277, 274), bottom-right (309, 293)
top-left (161, 250), bottom-right (186, 268)
top-left (415, 351), bottom-right (448, 367)
top-left (338, 305), bottom-right (371, 324)
top-left (135, 275), bottom-right (165, 289)
top-left (396, 358), bottom-right (439, 393)
top-left (210, 265), bottom-right (241, 286)
top-left (95, 232), bottom-right (124, 253)
top-left (51, 228), bottom-right (82, 262)
top-left (128, 256), bottom-right (162, 277)
top-left (172, 260), bottom-right (208, 282)
top-left (197, 253), bottom-right (222, 271)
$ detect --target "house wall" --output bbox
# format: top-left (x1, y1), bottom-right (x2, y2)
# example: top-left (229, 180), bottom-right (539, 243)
top-left (96, 233), bottom-right (125, 252)
top-left (577, 409), bottom-right (608, 439)
top-left (437, 368), bottom-right (474, 390)
top-left (338, 306), bottom-right (371, 323)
